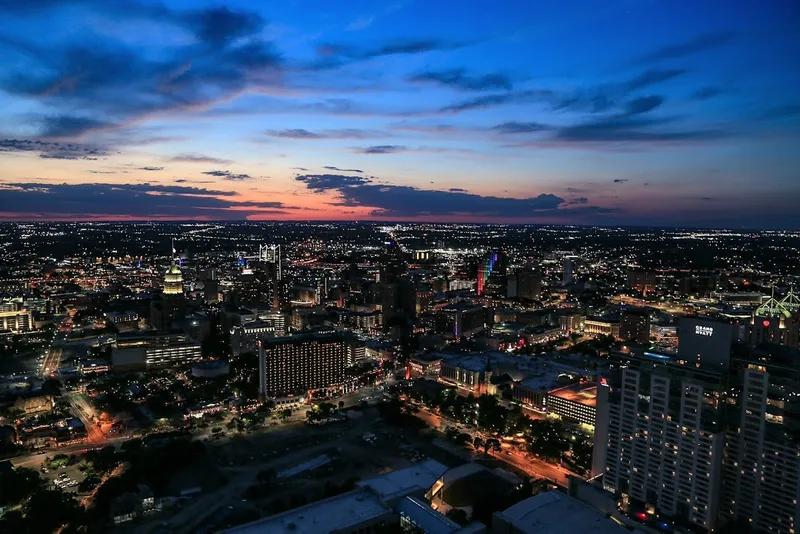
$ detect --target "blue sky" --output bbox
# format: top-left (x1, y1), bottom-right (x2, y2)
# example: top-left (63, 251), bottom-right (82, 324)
top-left (0, 0), bottom-right (798, 227)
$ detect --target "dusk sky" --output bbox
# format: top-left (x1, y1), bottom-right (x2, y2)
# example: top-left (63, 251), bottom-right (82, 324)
top-left (0, 0), bottom-right (798, 227)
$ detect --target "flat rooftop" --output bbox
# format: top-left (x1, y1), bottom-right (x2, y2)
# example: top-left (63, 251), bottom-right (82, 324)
top-left (222, 490), bottom-right (390, 534)
top-left (496, 491), bottom-right (628, 534)
top-left (548, 384), bottom-right (598, 407)
top-left (356, 458), bottom-right (448, 501)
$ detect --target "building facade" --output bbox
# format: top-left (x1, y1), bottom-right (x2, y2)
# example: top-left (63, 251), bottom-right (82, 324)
top-left (594, 348), bottom-right (727, 530)
top-left (258, 332), bottom-right (356, 399)
top-left (619, 308), bottom-right (650, 344)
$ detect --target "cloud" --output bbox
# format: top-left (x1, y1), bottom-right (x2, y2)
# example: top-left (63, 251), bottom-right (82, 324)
top-left (0, 181), bottom-right (288, 219)
top-left (356, 145), bottom-right (407, 154)
top-left (0, 138), bottom-right (108, 160)
top-left (324, 166), bottom-right (363, 173)
top-left (0, 4), bottom-right (282, 141)
top-left (346, 16), bottom-right (375, 31)
top-left (139, 166), bottom-right (164, 171)
top-left (295, 173), bottom-right (575, 218)
top-left (625, 95), bottom-right (664, 115)
top-left (635, 31), bottom-right (736, 64)
top-left (291, 167), bottom-right (309, 171)
top-left (265, 128), bottom-right (380, 139)
top-left (180, 6), bottom-right (265, 46)
top-left (448, 188), bottom-right (468, 192)
top-left (568, 197), bottom-right (589, 204)
top-left (169, 154), bottom-right (234, 165)
top-left (201, 170), bottom-right (254, 181)
top-left (624, 69), bottom-right (685, 91)
top-left (758, 104), bottom-right (800, 121)
top-left (613, 179), bottom-right (628, 183)
top-left (319, 38), bottom-right (464, 60)
top-left (410, 69), bottom-right (512, 91)
top-left (39, 116), bottom-right (116, 139)
top-left (553, 115), bottom-right (726, 143)
top-left (692, 87), bottom-right (721, 101)
top-left (552, 71), bottom-right (681, 114)
top-left (492, 122), bottom-right (548, 134)
top-left (441, 90), bottom-right (553, 113)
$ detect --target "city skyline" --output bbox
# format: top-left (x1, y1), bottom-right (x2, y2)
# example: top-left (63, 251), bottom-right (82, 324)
top-left (0, 1), bottom-right (799, 228)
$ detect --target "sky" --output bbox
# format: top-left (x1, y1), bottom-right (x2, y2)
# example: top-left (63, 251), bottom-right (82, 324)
top-left (0, 0), bottom-right (798, 228)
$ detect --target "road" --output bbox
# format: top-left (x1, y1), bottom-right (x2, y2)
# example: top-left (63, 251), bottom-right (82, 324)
top-left (67, 393), bottom-right (106, 444)
top-left (414, 406), bottom-right (573, 487)
top-left (40, 330), bottom-right (66, 377)
top-left (10, 435), bottom-right (132, 470)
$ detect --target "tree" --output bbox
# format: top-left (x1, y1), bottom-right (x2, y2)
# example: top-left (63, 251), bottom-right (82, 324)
top-left (473, 437), bottom-right (485, 450)
top-left (41, 377), bottom-right (62, 396)
top-left (338, 400), bottom-right (345, 410)
top-left (280, 408), bottom-right (292, 420)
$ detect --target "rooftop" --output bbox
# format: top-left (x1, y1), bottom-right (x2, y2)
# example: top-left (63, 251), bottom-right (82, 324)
top-left (396, 496), bottom-right (462, 534)
top-left (548, 384), bottom-right (598, 407)
top-left (356, 458), bottom-right (448, 502)
top-left (495, 491), bottom-right (628, 534)
top-left (222, 490), bottom-right (390, 534)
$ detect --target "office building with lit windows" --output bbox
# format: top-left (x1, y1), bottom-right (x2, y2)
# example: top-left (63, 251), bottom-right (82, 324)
top-left (258, 332), bottom-right (359, 399)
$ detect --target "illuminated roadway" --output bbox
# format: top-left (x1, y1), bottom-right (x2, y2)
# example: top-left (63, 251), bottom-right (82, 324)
top-left (414, 405), bottom-right (573, 487)
top-left (67, 393), bottom-right (106, 445)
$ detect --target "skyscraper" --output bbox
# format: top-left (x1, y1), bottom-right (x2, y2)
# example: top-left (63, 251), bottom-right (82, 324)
top-left (594, 344), bottom-right (728, 530)
top-left (477, 251), bottom-right (507, 296)
top-left (594, 318), bottom-right (800, 532)
top-left (562, 257), bottom-right (574, 286)
top-left (721, 345), bottom-right (800, 533)
top-left (150, 242), bottom-right (186, 330)
top-left (619, 308), bottom-right (651, 344)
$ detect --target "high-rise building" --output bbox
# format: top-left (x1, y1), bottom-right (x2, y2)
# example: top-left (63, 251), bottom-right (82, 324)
top-left (435, 302), bottom-right (485, 339)
top-left (619, 308), bottom-right (651, 344)
top-left (515, 269), bottom-right (542, 300)
top-left (594, 344), bottom-right (728, 530)
top-left (150, 255), bottom-right (186, 330)
top-left (721, 345), bottom-right (800, 534)
top-left (258, 332), bottom-right (359, 399)
top-left (594, 318), bottom-right (800, 532)
top-left (477, 251), bottom-right (507, 296)
top-left (379, 239), bottom-right (405, 283)
top-left (562, 257), bottom-right (574, 286)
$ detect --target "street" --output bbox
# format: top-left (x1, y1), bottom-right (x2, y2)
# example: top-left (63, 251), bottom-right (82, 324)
top-left (414, 405), bottom-right (573, 487)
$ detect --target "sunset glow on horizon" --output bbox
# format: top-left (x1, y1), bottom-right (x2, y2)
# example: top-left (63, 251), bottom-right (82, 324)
top-left (0, 1), bottom-right (798, 228)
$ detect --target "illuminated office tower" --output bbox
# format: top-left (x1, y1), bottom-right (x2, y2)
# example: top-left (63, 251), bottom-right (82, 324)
top-left (477, 251), bottom-right (507, 296)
